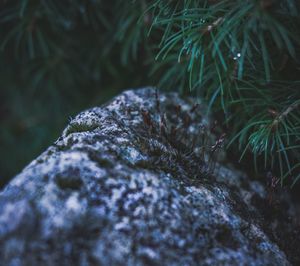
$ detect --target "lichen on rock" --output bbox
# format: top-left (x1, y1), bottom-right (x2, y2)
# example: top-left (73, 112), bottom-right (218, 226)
top-left (0, 87), bottom-right (297, 265)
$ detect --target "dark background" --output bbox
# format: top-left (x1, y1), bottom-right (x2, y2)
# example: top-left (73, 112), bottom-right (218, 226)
top-left (0, 60), bottom-right (151, 187)
top-left (1, 1), bottom-right (299, 192)
top-left (0, 1), bottom-right (153, 187)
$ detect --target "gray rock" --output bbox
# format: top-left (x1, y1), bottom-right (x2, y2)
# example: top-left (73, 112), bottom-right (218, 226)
top-left (0, 88), bottom-right (293, 265)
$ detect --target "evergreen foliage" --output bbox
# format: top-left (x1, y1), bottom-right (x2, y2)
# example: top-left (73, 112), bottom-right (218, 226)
top-left (0, 0), bottom-right (299, 185)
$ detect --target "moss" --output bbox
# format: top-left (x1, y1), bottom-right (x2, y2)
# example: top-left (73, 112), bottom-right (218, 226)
top-left (65, 122), bottom-right (99, 137)
top-left (126, 100), bottom-right (213, 184)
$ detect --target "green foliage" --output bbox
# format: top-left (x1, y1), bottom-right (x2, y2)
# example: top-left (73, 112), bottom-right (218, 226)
top-left (1, 0), bottom-right (299, 186)
top-left (132, 0), bottom-right (300, 185)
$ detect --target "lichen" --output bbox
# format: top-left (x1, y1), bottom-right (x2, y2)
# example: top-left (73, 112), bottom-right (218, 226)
top-left (0, 88), bottom-right (294, 266)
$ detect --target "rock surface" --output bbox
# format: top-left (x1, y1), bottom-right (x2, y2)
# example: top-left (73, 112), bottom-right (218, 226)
top-left (0, 88), bottom-right (296, 265)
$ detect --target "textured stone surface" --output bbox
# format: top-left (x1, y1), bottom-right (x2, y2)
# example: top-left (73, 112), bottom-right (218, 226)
top-left (0, 88), bottom-right (294, 265)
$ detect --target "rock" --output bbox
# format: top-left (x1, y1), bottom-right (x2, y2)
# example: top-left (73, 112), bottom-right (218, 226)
top-left (0, 87), bottom-right (296, 265)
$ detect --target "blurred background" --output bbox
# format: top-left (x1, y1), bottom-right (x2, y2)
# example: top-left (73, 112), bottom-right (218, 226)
top-left (0, 1), bottom-right (154, 187)
top-left (1, 0), bottom-right (299, 190)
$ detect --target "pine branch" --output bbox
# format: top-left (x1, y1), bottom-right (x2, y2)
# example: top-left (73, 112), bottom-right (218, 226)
top-left (1, 0), bottom-right (300, 185)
